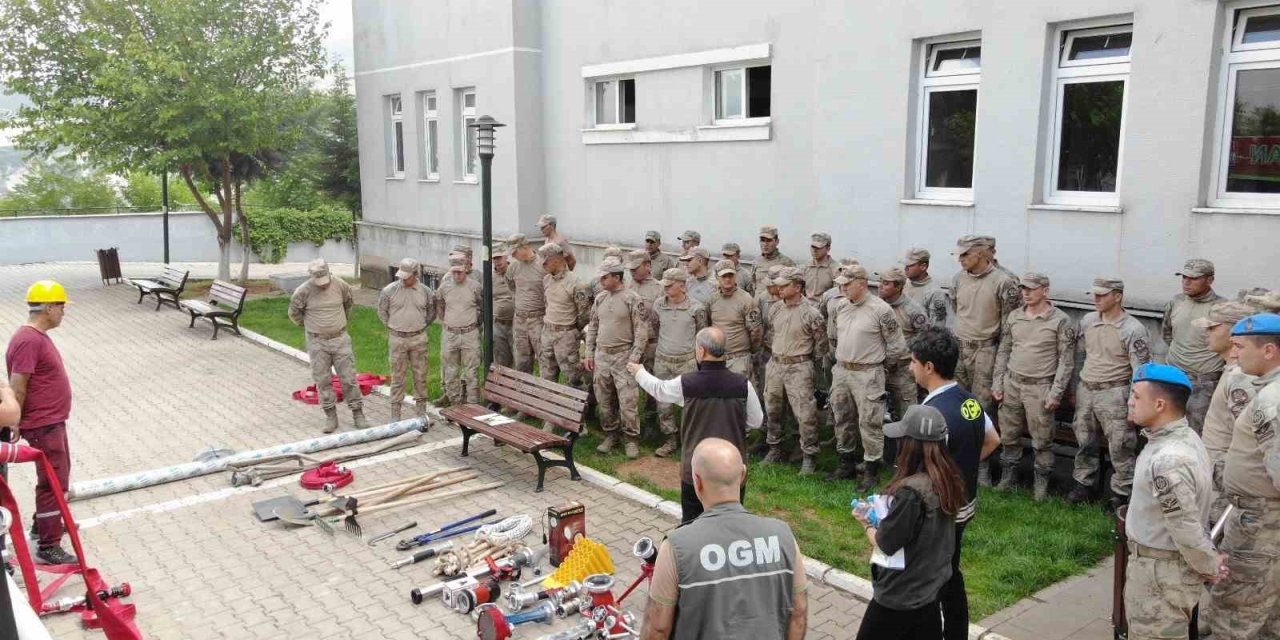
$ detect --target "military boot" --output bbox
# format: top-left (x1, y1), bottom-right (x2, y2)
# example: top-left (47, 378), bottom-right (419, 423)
top-left (799, 456), bottom-right (817, 476)
top-left (1033, 472), bottom-right (1050, 502)
top-left (977, 459), bottom-right (992, 487)
top-left (856, 460), bottom-right (882, 493)
top-left (749, 439), bottom-right (771, 459)
top-left (624, 438), bottom-right (641, 460)
top-left (654, 435), bottom-right (679, 458)
top-left (351, 408), bottom-right (372, 430)
top-left (596, 435), bottom-right (618, 455)
top-left (390, 403), bottom-right (403, 423)
top-left (997, 466), bottom-right (1018, 491)
top-left (826, 453), bottom-right (859, 481)
top-left (1066, 482), bottom-right (1093, 504)
top-left (415, 400), bottom-right (428, 421)
top-left (322, 407), bottom-right (339, 433)
top-left (760, 447), bottom-right (786, 465)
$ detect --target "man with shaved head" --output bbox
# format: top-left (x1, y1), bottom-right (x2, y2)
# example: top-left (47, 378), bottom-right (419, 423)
top-left (640, 438), bottom-right (808, 640)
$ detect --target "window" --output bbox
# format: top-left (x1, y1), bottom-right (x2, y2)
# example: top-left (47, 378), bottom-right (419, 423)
top-left (915, 40), bottom-right (981, 199)
top-left (715, 65), bottom-right (771, 121)
top-left (1044, 24), bottom-right (1131, 204)
top-left (421, 92), bottom-right (439, 179)
top-left (457, 88), bottom-right (477, 181)
top-left (1212, 3), bottom-right (1280, 207)
top-left (387, 94), bottom-right (405, 177)
top-left (593, 78), bottom-right (635, 126)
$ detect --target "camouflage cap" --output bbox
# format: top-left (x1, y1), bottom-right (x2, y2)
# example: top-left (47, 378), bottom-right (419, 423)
top-left (1193, 300), bottom-right (1263, 329)
top-left (645, 230), bottom-right (662, 242)
top-left (659, 268), bottom-right (688, 286)
top-left (602, 245), bottom-right (623, 259)
top-left (395, 258), bottom-right (420, 280)
top-left (451, 244), bottom-right (473, 257)
top-left (904, 247), bottom-right (931, 265)
top-left (537, 242), bottom-right (566, 259)
top-left (759, 225), bottom-right (779, 240)
top-left (536, 214), bottom-right (557, 228)
top-left (876, 266), bottom-right (908, 284)
top-left (625, 249), bottom-right (649, 270)
top-left (955, 235), bottom-right (994, 253)
top-left (714, 259), bottom-right (739, 277)
top-left (596, 257), bottom-right (626, 277)
top-left (1176, 258), bottom-right (1215, 278)
top-left (448, 256), bottom-right (468, 273)
top-left (978, 235), bottom-right (998, 250)
top-left (1089, 277), bottom-right (1125, 295)
top-left (721, 242), bottom-right (741, 256)
top-left (1019, 272), bottom-right (1050, 289)
top-left (506, 233), bottom-right (529, 248)
top-left (838, 257), bottom-right (861, 269)
top-left (772, 266), bottom-right (804, 286)
top-left (835, 264), bottom-right (869, 285)
top-left (678, 230), bottom-right (701, 243)
top-left (680, 246), bottom-right (711, 262)
top-left (810, 232), bottom-right (832, 248)
top-left (307, 258), bottom-right (332, 285)
top-left (1246, 290), bottom-right (1280, 313)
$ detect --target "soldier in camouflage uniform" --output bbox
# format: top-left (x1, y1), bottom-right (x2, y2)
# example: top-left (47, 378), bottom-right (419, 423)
top-left (289, 259), bottom-right (370, 432)
top-left (538, 214), bottom-right (576, 270)
top-left (1069, 277), bottom-right (1152, 505)
top-left (627, 249), bottom-right (663, 427)
top-left (876, 266), bottom-right (928, 422)
top-left (649, 268), bottom-right (709, 458)
top-left (377, 258), bottom-right (436, 421)
top-left (903, 247), bottom-right (949, 327)
top-left (539, 243), bottom-right (591, 389)
top-left (644, 231), bottom-right (677, 284)
top-left (752, 225), bottom-right (796, 299)
top-left (951, 235), bottom-right (1021, 486)
top-left (680, 247), bottom-right (716, 303)
top-left (437, 258), bottom-right (484, 405)
top-left (707, 259), bottom-right (763, 380)
top-left (991, 273), bottom-right (1075, 500)
top-left (585, 257), bottom-right (652, 458)
top-left (491, 250), bottom-right (514, 368)
top-left (1162, 259), bottom-right (1226, 434)
top-left (804, 232), bottom-right (838, 302)
top-left (827, 264), bottom-right (907, 491)
top-left (720, 242), bottom-right (755, 297)
top-left (1124, 364), bottom-right (1227, 640)
top-left (677, 230), bottom-right (701, 255)
top-left (761, 267), bottom-right (829, 475)
top-left (504, 234), bottom-right (545, 375)
top-left (1209, 312), bottom-right (1280, 639)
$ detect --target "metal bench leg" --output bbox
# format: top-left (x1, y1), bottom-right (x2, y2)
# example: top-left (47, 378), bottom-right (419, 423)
top-left (136, 288), bottom-right (146, 304)
top-left (532, 450), bottom-right (552, 493)
top-left (563, 440), bottom-right (582, 482)
top-left (187, 311), bottom-right (198, 328)
top-left (210, 319), bottom-right (220, 341)
top-left (154, 294), bottom-right (164, 311)
top-left (230, 316), bottom-right (243, 336)
top-left (460, 427), bottom-right (475, 457)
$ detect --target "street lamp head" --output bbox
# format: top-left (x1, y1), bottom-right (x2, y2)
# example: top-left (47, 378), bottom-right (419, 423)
top-left (469, 115), bottom-right (506, 157)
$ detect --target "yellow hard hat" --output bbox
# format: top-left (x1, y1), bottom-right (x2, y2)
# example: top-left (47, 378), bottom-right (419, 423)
top-left (27, 280), bottom-right (69, 304)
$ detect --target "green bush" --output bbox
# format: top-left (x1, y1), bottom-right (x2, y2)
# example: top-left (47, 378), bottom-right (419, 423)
top-left (236, 205), bottom-right (354, 264)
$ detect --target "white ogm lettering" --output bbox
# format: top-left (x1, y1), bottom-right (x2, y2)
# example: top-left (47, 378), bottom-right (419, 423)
top-left (699, 536), bottom-right (782, 571)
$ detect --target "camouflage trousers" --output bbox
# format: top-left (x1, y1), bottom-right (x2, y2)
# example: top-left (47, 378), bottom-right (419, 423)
top-left (493, 321), bottom-right (514, 368)
top-left (307, 332), bottom-right (362, 411)
top-left (1208, 452), bottom-right (1229, 527)
top-left (1209, 498), bottom-right (1280, 639)
top-left (998, 375), bottom-right (1057, 475)
top-left (831, 365), bottom-right (887, 462)
top-left (512, 314), bottom-right (542, 374)
top-left (1124, 550), bottom-right (1202, 640)
top-left (883, 358), bottom-right (916, 423)
top-left (655, 352), bottom-right (697, 436)
top-left (753, 350), bottom-right (769, 427)
top-left (765, 359), bottom-right (821, 456)
top-left (387, 332), bottom-right (429, 411)
top-left (1072, 383), bottom-right (1135, 496)
top-left (442, 327), bottom-right (481, 405)
top-left (956, 341), bottom-right (997, 416)
top-left (540, 325), bottom-right (583, 389)
top-left (729, 352), bottom-right (755, 381)
top-left (594, 348), bottom-right (640, 438)
top-left (1184, 371), bottom-right (1221, 435)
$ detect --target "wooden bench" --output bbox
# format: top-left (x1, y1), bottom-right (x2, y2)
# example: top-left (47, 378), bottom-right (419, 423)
top-left (439, 365), bottom-right (588, 492)
top-left (179, 280), bottom-right (247, 340)
top-left (126, 266), bottom-right (189, 311)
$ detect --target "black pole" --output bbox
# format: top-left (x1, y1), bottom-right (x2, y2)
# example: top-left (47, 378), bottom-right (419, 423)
top-left (161, 170), bottom-right (170, 263)
top-left (480, 152), bottom-right (494, 373)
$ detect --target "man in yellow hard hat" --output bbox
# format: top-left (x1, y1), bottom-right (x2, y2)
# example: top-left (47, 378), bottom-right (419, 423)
top-left (5, 280), bottom-right (78, 565)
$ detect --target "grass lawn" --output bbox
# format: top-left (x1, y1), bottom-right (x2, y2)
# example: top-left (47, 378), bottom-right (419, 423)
top-left (237, 295), bottom-right (1115, 619)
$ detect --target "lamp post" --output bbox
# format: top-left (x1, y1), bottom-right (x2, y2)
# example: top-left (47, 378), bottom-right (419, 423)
top-left (469, 115), bottom-right (506, 372)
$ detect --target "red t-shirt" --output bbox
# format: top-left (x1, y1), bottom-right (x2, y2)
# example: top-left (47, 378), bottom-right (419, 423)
top-left (5, 325), bottom-right (72, 429)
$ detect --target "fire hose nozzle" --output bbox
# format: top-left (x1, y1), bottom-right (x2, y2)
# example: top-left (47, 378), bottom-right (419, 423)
top-left (632, 536), bottom-right (657, 565)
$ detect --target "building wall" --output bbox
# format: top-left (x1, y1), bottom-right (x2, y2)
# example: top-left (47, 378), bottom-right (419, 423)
top-left (354, 0), bottom-right (1280, 309)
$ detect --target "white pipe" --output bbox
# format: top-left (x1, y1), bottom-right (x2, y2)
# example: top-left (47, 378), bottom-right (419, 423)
top-left (69, 418), bottom-right (429, 501)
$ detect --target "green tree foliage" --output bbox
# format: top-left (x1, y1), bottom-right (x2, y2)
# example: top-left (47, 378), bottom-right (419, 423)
top-left (318, 80), bottom-right (362, 216)
top-left (234, 205), bottom-right (354, 264)
top-left (0, 156), bottom-right (117, 213)
top-left (0, 0), bottom-right (328, 279)
top-left (120, 170), bottom-right (163, 210)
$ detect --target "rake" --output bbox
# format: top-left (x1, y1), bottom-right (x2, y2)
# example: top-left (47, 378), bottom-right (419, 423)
top-left (332, 472), bottom-right (484, 538)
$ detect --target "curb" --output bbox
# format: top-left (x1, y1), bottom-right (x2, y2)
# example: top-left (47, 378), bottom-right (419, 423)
top-left (238, 327), bottom-right (1014, 640)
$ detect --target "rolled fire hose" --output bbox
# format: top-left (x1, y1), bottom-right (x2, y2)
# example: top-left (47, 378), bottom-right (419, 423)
top-left (69, 417), bottom-right (431, 501)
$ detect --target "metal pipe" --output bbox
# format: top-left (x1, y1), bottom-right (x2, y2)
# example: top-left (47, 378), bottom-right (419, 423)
top-left (69, 418), bottom-right (427, 501)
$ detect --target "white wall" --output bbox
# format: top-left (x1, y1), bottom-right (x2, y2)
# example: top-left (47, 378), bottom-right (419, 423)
top-left (0, 211), bottom-right (354, 265)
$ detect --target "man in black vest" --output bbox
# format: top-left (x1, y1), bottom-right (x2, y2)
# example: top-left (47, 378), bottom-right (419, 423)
top-left (640, 438), bottom-right (808, 640)
top-left (909, 326), bottom-right (999, 640)
top-left (630, 327), bottom-right (764, 523)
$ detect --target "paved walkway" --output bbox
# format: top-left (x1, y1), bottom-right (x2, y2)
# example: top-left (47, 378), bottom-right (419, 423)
top-left (0, 263), bottom-right (865, 639)
top-left (979, 558), bottom-right (1116, 640)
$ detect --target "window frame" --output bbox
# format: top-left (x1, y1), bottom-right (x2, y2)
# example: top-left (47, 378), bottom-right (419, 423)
top-left (1043, 23), bottom-right (1132, 206)
top-left (420, 91), bottom-right (439, 180)
top-left (592, 77), bottom-right (636, 128)
top-left (1211, 2), bottom-right (1280, 209)
top-left (458, 88), bottom-right (478, 183)
top-left (915, 38), bottom-right (982, 201)
top-left (387, 94), bottom-right (405, 178)
top-left (713, 63), bottom-right (771, 125)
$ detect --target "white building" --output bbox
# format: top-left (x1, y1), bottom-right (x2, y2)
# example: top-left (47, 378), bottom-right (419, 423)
top-left (352, 0), bottom-right (1280, 311)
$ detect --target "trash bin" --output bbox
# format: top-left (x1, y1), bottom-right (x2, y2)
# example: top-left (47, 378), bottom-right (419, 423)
top-left (94, 247), bottom-right (123, 286)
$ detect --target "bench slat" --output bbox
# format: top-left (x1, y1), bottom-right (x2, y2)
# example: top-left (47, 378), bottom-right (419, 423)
top-left (491, 365), bottom-right (589, 402)
top-left (486, 373), bottom-right (588, 418)
top-left (484, 379), bottom-right (586, 425)
top-left (441, 405), bottom-right (569, 453)
top-left (483, 386), bottom-right (584, 433)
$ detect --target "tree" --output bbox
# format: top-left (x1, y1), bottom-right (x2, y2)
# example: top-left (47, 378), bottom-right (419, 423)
top-left (0, 0), bottom-right (328, 279)
top-left (318, 79), bottom-right (362, 217)
top-left (0, 156), bottom-right (117, 213)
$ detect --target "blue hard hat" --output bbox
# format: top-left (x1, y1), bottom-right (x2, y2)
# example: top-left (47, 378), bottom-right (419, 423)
top-left (1132, 363), bottom-right (1193, 392)
top-left (1232, 313), bottom-right (1280, 336)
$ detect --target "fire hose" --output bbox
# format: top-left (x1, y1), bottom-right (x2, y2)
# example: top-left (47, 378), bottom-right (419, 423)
top-left (70, 418), bottom-right (427, 501)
